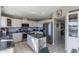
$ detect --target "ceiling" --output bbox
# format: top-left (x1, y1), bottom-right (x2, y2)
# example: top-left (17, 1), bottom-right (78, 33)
top-left (2, 6), bottom-right (62, 21)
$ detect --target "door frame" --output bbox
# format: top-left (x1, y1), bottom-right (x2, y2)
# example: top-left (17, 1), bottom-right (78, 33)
top-left (53, 16), bottom-right (66, 50)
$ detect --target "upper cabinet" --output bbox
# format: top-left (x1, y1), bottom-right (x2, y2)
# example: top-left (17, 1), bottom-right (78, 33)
top-left (12, 19), bottom-right (21, 27)
top-left (0, 16), bottom-right (12, 27)
top-left (7, 18), bottom-right (12, 26)
top-left (21, 19), bottom-right (37, 27)
top-left (0, 16), bottom-right (37, 28)
top-left (1, 16), bottom-right (22, 27)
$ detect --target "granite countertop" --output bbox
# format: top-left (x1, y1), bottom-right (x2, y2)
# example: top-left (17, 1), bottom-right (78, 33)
top-left (0, 35), bottom-right (12, 39)
top-left (28, 33), bottom-right (45, 38)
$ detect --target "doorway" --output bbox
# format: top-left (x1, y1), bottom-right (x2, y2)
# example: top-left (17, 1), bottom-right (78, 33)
top-left (54, 17), bottom-right (66, 53)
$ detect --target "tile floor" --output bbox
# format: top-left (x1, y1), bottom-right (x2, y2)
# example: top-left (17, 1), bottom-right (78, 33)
top-left (54, 36), bottom-right (66, 53)
top-left (47, 36), bottom-right (66, 53)
top-left (14, 42), bottom-right (34, 53)
top-left (54, 39), bottom-right (65, 53)
top-left (14, 37), bottom-right (66, 53)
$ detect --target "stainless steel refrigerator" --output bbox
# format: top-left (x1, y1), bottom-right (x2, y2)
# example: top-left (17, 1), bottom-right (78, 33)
top-left (43, 22), bottom-right (53, 44)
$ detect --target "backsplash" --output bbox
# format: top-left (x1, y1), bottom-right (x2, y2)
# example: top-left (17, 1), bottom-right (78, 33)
top-left (0, 27), bottom-right (43, 35)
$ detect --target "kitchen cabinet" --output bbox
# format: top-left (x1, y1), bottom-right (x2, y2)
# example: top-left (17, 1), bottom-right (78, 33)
top-left (12, 19), bottom-right (21, 27)
top-left (0, 16), bottom-right (12, 27)
top-left (1, 16), bottom-right (8, 27)
top-left (13, 33), bottom-right (22, 42)
top-left (0, 16), bottom-right (22, 27)
top-left (27, 34), bottom-right (39, 52)
top-left (7, 19), bottom-right (12, 26)
top-left (27, 34), bottom-right (46, 53)
top-left (21, 20), bottom-right (37, 27)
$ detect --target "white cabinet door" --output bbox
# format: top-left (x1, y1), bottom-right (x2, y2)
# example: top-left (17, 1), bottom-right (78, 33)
top-left (12, 19), bottom-right (16, 27)
top-left (1, 16), bottom-right (7, 27)
top-left (12, 19), bottom-right (21, 27)
top-left (27, 35), bottom-right (39, 53)
top-left (16, 19), bottom-right (21, 27)
top-left (13, 33), bottom-right (22, 42)
top-left (27, 35), bottom-right (35, 50)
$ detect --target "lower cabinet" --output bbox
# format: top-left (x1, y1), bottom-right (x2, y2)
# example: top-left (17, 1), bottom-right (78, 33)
top-left (13, 33), bottom-right (22, 42)
top-left (27, 34), bottom-right (46, 53)
top-left (0, 48), bottom-right (14, 53)
top-left (27, 35), bottom-right (39, 53)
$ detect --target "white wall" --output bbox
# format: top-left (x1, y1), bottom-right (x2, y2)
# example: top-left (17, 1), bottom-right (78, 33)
top-left (53, 19), bottom-right (61, 42)
top-left (61, 6), bottom-right (79, 16)
top-left (52, 6), bottom-right (79, 18)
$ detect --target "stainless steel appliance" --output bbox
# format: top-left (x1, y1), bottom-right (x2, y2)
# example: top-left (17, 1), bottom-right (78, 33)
top-left (43, 22), bottom-right (53, 44)
top-left (21, 24), bottom-right (29, 41)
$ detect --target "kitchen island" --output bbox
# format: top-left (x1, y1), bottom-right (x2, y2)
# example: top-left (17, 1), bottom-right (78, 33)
top-left (27, 33), bottom-right (46, 53)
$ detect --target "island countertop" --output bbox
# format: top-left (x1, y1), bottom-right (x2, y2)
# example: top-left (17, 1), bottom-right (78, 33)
top-left (27, 33), bottom-right (46, 53)
top-left (28, 33), bottom-right (45, 39)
